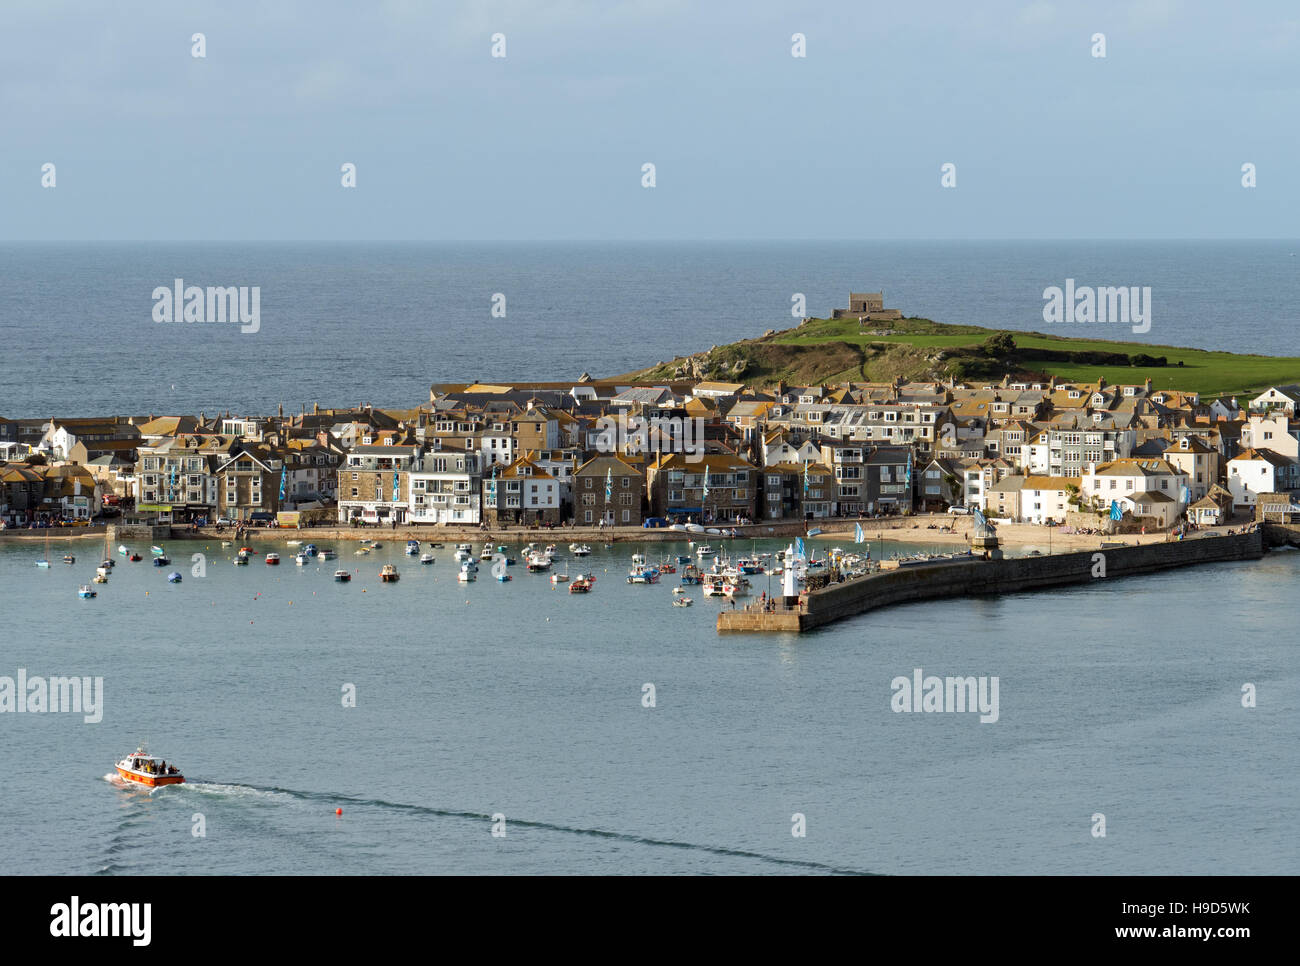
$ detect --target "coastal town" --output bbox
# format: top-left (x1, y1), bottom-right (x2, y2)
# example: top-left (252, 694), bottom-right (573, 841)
top-left (3, 359), bottom-right (1300, 538)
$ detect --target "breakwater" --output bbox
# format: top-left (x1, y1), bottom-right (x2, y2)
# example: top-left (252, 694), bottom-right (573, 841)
top-left (718, 530), bottom-right (1265, 633)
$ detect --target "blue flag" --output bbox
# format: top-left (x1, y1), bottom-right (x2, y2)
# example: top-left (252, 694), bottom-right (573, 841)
top-left (605, 466), bottom-right (613, 502)
top-left (279, 465), bottom-right (287, 501)
top-left (854, 522), bottom-right (864, 544)
top-left (1109, 500), bottom-right (1122, 521)
top-left (795, 537), bottom-right (805, 559)
top-left (973, 507), bottom-right (988, 530)
top-left (1179, 485), bottom-right (1189, 503)
top-left (392, 471), bottom-right (400, 503)
top-left (803, 460), bottom-right (809, 495)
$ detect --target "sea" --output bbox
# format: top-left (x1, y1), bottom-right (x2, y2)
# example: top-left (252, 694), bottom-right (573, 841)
top-left (1, 240), bottom-right (1298, 416)
top-left (0, 241), bottom-right (1297, 875)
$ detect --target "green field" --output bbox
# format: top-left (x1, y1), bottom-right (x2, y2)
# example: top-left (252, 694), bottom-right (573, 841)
top-left (768, 318), bottom-right (1300, 397)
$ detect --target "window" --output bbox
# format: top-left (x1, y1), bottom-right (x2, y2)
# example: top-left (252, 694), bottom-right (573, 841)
top-left (584, 478), bottom-right (592, 489)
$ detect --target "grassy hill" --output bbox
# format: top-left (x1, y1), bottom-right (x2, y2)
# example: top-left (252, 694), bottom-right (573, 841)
top-left (618, 318), bottom-right (1300, 398)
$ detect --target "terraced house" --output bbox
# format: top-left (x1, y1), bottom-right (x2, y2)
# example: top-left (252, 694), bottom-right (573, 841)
top-left (337, 443), bottom-right (420, 525)
top-left (646, 452), bottom-right (757, 523)
top-left (408, 445), bottom-right (481, 525)
top-left (573, 455), bottom-right (643, 526)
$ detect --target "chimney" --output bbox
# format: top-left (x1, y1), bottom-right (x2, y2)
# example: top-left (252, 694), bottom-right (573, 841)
top-left (314, 402), bottom-right (319, 415)
top-left (278, 403), bottom-right (283, 418)
top-left (1144, 378), bottom-right (1152, 393)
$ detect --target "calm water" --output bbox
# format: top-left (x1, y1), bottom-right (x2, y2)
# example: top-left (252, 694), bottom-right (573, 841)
top-left (1, 240), bottom-right (1298, 416)
top-left (1, 535), bottom-right (1296, 875)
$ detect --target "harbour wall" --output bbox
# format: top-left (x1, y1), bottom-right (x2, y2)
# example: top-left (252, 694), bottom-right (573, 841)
top-left (718, 530), bottom-right (1264, 633)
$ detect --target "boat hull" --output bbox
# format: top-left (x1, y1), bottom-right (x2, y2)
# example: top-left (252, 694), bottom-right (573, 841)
top-left (115, 766), bottom-right (184, 787)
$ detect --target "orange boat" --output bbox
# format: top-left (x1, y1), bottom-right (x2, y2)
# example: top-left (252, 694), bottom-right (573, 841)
top-left (115, 749), bottom-right (185, 787)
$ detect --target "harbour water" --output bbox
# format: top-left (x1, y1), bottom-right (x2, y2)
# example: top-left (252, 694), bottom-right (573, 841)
top-left (2, 535), bottom-right (1296, 875)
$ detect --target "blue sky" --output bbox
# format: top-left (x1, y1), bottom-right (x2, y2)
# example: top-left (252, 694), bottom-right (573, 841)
top-left (2, 0), bottom-right (1296, 240)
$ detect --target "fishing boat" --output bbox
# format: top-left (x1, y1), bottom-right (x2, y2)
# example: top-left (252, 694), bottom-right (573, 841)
top-left (495, 571), bottom-right (512, 582)
top-left (115, 750), bottom-right (184, 787)
top-left (496, 544), bottom-right (509, 554)
top-left (96, 564), bottom-right (111, 578)
top-left (569, 543), bottom-right (591, 556)
top-left (679, 563), bottom-right (701, 585)
top-left (480, 543), bottom-right (494, 560)
top-left (722, 576), bottom-right (751, 597)
top-left (234, 552), bottom-right (250, 565)
top-left (702, 572), bottom-right (727, 597)
top-left (334, 570), bottom-right (352, 582)
top-left (63, 554), bottom-right (76, 564)
top-left (525, 552), bottom-right (552, 572)
top-left (672, 596), bottom-right (693, 607)
top-left (92, 573), bottom-right (109, 584)
top-left (735, 557), bottom-right (763, 575)
top-left (695, 544), bottom-right (715, 558)
top-left (454, 543), bottom-right (473, 562)
top-left (657, 560), bottom-right (676, 574)
top-left (457, 561), bottom-right (477, 583)
top-left (77, 584), bottom-right (97, 599)
top-left (405, 540), bottom-right (421, 555)
top-left (569, 575), bottom-right (593, 594)
top-left (152, 555), bottom-right (170, 567)
top-left (419, 553), bottom-right (435, 565)
top-left (294, 552), bottom-right (310, 566)
top-left (265, 553), bottom-right (280, 565)
top-left (167, 572), bottom-right (182, 583)
top-left (380, 564), bottom-right (400, 582)
top-left (320, 549), bottom-right (337, 560)
top-left (627, 566), bottom-right (659, 584)
top-left (675, 554), bottom-right (691, 564)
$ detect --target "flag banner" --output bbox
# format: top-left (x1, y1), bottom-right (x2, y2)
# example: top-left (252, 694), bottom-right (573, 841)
top-left (1110, 500), bottom-right (1122, 521)
top-left (605, 467), bottom-right (613, 502)
top-left (795, 537), bottom-right (805, 559)
top-left (973, 507), bottom-right (987, 530)
top-left (855, 522), bottom-right (864, 544)
top-left (392, 471), bottom-right (400, 503)
top-left (906, 449), bottom-right (913, 486)
top-left (803, 460), bottom-right (809, 495)
top-left (702, 471), bottom-right (710, 501)
top-left (279, 465), bottom-right (287, 501)
top-left (1179, 485), bottom-right (1189, 503)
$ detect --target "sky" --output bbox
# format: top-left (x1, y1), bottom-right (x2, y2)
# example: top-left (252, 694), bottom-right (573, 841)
top-left (1, 0), bottom-right (1297, 240)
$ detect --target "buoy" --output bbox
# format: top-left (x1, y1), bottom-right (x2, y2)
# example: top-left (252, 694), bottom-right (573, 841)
top-left (335, 807), bottom-right (342, 816)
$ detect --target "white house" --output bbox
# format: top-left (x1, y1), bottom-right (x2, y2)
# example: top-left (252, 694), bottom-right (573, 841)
top-left (1227, 448), bottom-right (1296, 509)
top-left (1080, 458), bottom-right (1189, 523)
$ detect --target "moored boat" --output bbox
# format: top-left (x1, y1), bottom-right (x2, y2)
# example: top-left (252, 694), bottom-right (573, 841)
top-left (294, 552), bottom-right (310, 566)
top-left (420, 553), bottom-right (435, 564)
top-left (150, 545), bottom-right (165, 556)
top-left (96, 564), bottom-right (111, 578)
top-left (92, 573), bottom-right (109, 583)
top-left (152, 555), bottom-right (170, 566)
top-left (265, 553), bottom-right (280, 565)
top-left (380, 563), bottom-right (400, 582)
top-left (334, 570), bottom-right (352, 582)
top-left (320, 549), bottom-right (337, 560)
top-left (115, 750), bottom-right (184, 787)
top-left (672, 596), bottom-right (693, 607)
top-left (234, 552), bottom-right (250, 565)
top-left (77, 584), bottom-right (96, 599)
top-left (457, 561), bottom-right (477, 582)
top-left (63, 554), bottom-right (76, 564)
top-left (406, 540), bottom-right (421, 555)
top-left (167, 571), bottom-right (182, 583)
top-left (569, 575), bottom-right (593, 593)
top-left (129, 552), bottom-right (142, 562)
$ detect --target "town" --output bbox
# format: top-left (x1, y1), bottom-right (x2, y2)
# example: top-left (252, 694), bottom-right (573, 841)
top-left (3, 369), bottom-right (1300, 536)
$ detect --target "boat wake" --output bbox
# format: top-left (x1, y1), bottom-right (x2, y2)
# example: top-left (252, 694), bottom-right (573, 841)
top-left (232, 782), bottom-right (874, 875)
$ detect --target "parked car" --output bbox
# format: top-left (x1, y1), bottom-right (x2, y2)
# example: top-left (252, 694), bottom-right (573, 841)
top-left (947, 505), bottom-right (973, 515)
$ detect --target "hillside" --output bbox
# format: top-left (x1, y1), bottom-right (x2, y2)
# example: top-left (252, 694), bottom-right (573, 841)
top-left (616, 318), bottom-right (1300, 398)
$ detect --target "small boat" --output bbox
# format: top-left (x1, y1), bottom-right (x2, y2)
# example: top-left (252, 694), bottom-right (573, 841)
top-left (702, 573), bottom-right (726, 597)
top-left (167, 572), bottom-right (182, 583)
top-left (569, 543), bottom-right (591, 556)
top-left (371, 543), bottom-right (383, 549)
top-left (569, 575), bottom-right (593, 594)
top-left (696, 545), bottom-right (715, 558)
top-left (150, 545), bottom-right (165, 556)
top-left (457, 562), bottom-right (476, 583)
top-left (454, 544), bottom-right (473, 562)
top-left (495, 571), bottom-right (512, 582)
top-left (736, 557), bottom-right (763, 575)
top-left (551, 572), bottom-right (569, 583)
top-left (525, 553), bottom-right (552, 572)
top-left (63, 554), bottom-right (76, 564)
top-left (334, 570), bottom-right (352, 582)
top-left (672, 596), bottom-right (693, 607)
top-left (152, 555), bottom-right (170, 567)
top-left (115, 750), bottom-right (184, 787)
top-left (220, 540), bottom-right (232, 548)
top-left (320, 549), bottom-right (337, 560)
top-left (234, 552), bottom-right (250, 565)
top-left (672, 586), bottom-right (687, 595)
top-left (100, 558), bottom-right (115, 569)
top-left (92, 573), bottom-right (109, 583)
top-left (405, 540), bottom-right (421, 555)
top-left (265, 553), bottom-right (280, 565)
top-left (286, 540), bottom-right (301, 546)
top-left (420, 553), bottom-right (436, 564)
top-left (355, 547), bottom-right (371, 555)
top-left (480, 544), bottom-right (494, 560)
top-left (239, 546), bottom-right (254, 555)
top-left (78, 584), bottom-right (97, 599)
top-left (117, 545), bottom-right (129, 556)
top-left (294, 553), bottom-right (310, 566)
top-left (96, 565), bottom-right (111, 578)
top-left (303, 544), bottom-right (319, 556)
top-left (658, 561), bottom-right (676, 574)
top-left (128, 552), bottom-right (142, 562)
top-left (496, 545), bottom-right (509, 554)
top-left (380, 564), bottom-right (400, 582)
top-left (35, 559), bottom-right (50, 568)
top-left (431, 543), bottom-right (444, 549)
